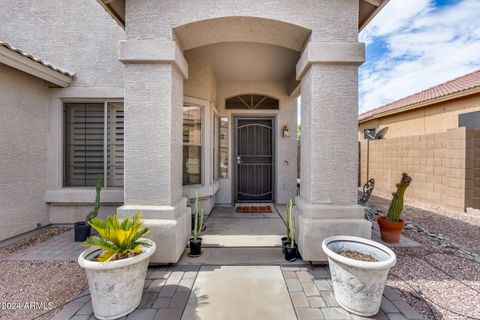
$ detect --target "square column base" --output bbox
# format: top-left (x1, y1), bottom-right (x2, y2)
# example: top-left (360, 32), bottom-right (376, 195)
top-left (117, 198), bottom-right (191, 264)
top-left (295, 197), bottom-right (371, 262)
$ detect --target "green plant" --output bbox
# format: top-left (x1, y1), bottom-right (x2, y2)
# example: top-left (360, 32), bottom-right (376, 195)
top-left (387, 173), bottom-right (412, 222)
top-left (86, 175), bottom-right (103, 222)
top-left (285, 199), bottom-right (293, 239)
top-left (192, 191), bottom-right (204, 241)
top-left (287, 199), bottom-right (295, 247)
top-left (84, 212), bottom-right (150, 262)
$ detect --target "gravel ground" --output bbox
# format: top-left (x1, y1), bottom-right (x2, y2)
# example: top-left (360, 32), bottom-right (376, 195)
top-left (0, 228), bottom-right (88, 320)
top-left (369, 195), bottom-right (480, 320)
top-left (0, 227), bottom-right (70, 260)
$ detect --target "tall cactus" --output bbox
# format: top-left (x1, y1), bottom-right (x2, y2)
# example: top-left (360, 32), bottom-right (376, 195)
top-left (287, 199), bottom-right (295, 247)
top-left (285, 199), bottom-right (291, 239)
top-left (387, 173), bottom-right (412, 222)
top-left (192, 191), bottom-right (204, 241)
top-left (86, 175), bottom-right (103, 222)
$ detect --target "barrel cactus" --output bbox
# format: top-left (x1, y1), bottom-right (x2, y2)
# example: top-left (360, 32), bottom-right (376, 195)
top-left (387, 173), bottom-right (412, 222)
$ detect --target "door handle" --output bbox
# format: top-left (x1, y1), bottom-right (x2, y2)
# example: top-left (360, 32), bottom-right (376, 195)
top-left (237, 156), bottom-right (242, 165)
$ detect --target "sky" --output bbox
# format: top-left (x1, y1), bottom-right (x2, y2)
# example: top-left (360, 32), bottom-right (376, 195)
top-left (359, 0), bottom-right (480, 114)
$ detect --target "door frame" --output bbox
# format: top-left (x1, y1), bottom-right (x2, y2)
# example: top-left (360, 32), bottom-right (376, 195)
top-left (233, 115), bottom-right (276, 203)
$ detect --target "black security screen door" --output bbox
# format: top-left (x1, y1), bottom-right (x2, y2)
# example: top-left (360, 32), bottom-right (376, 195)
top-left (235, 118), bottom-right (275, 202)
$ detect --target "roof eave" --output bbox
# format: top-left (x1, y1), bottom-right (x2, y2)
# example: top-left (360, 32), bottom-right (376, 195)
top-left (359, 0), bottom-right (390, 32)
top-left (97, 0), bottom-right (388, 31)
top-left (98, 0), bottom-right (125, 28)
top-left (358, 86), bottom-right (480, 124)
top-left (0, 45), bottom-right (74, 87)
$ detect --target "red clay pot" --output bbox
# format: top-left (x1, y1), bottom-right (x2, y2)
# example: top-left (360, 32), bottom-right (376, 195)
top-left (378, 216), bottom-right (404, 243)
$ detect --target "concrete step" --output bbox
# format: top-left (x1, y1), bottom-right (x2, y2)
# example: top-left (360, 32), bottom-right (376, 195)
top-left (179, 247), bottom-right (304, 265)
top-left (201, 234), bottom-right (282, 247)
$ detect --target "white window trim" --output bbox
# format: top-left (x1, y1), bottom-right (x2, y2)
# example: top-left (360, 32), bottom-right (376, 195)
top-left (45, 87), bottom-right (124, 204)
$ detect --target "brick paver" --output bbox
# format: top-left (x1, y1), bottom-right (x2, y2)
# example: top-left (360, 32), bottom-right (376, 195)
top-left (53, 265), bottom-right (200, 320)
top-left (281, 265), bottom-right (422, 320)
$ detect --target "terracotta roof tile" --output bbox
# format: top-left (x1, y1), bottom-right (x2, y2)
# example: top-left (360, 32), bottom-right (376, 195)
top-left (359, 69), bottom-right (480, 122)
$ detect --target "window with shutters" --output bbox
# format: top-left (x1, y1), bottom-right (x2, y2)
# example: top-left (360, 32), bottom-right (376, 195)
top-left (64, 102), bottom-right (124, 187)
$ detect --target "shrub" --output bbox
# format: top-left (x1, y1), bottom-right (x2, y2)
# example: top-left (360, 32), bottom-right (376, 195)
top-left (84, 212), bottom-right (150, 262)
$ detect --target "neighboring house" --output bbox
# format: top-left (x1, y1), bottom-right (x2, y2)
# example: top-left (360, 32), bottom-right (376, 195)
top-left (0, 0), bottom-right (388, 263)
top-left (358, 70), bottom-right (480, 212)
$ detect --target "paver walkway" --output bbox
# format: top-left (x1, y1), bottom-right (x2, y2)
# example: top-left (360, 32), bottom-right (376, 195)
top-left (55, 264), bottom-right (422, 320)
top-left (2, 206), bottom-right (423, 320)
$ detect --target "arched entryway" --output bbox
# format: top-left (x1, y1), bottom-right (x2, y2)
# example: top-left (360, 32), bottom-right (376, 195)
top-left (118, 13), bottom-right (370, 264)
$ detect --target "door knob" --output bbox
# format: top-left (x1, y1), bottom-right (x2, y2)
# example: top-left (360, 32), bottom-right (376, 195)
top-left (237, 156), bottom-right (242, 165)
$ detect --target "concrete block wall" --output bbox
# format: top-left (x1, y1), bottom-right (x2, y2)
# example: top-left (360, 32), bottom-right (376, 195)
top-left (360, 127), bottom-right (480, 212)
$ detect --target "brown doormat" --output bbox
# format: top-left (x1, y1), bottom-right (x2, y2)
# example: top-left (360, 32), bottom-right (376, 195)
top-left (236, 206), bottom-right (272, 213)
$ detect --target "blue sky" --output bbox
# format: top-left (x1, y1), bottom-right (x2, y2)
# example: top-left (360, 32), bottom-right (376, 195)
top-left (359, 0), bottom-right (480, 113)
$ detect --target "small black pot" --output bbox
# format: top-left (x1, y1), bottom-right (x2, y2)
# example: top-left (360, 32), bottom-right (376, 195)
top-left (284, 243), bottom-right (298, 262)
top-left (74, 221), bottom-right (91, 242)
top-left (281, 237), bottom-right (290, 253)
top-left (189, 237), bottom-right (202, 256)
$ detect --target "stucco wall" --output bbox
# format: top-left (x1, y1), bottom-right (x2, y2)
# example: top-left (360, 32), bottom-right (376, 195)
top-left (125, 0), bottom-right (358, 42)
top-left (184, 55), bottom-right (217, 102)
top-left (0, 65), bottom-right (50, 241)
top-left (359, 127), bottom-right (479, 211)
top-left (0, 0), bottom-right (125, 87)
top-left (215, 80), bottom-right (298, 204)
top-left (358, 93), bottom-right (480, 140)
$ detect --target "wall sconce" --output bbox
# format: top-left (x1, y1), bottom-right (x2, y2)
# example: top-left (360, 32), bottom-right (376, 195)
top-left (282, 125), bottom-right (289, 137)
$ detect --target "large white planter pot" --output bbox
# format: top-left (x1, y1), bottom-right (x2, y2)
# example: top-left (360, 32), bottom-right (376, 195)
top-left (322, 236), bottom-right (396, 317)
top-left (78, 238), bottom-right (156, 320)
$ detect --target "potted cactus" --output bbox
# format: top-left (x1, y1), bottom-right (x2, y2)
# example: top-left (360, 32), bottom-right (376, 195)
top-left (281, 199), bottom-right (292, 253)
top-left (74, 175), bottom-right (103, 242)
top-left (189, 192), bottom-right (204, 257)
top-left (78, 212), bottom-right (156, 320)
top-left (284, 199), bottom-right (297, 261)
top-left (378, 173), bottom-right (412, 243)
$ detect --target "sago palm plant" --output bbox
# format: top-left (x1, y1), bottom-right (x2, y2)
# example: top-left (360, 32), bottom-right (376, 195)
top-left (83, 212), bottom-right (151, 262)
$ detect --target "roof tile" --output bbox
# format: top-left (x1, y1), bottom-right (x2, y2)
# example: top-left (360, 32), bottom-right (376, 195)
top-left (359, 69), bottom-right (480, 121)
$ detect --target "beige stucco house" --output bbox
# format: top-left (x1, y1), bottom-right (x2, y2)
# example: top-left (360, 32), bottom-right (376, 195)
top-left (0, 0), bottom-right (388, 263)
top-left (358, 70), bottom-right (480, 212)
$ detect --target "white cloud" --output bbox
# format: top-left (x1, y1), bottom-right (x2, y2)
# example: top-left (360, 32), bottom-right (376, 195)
top-left (359, 0), bottom-right (480, 113)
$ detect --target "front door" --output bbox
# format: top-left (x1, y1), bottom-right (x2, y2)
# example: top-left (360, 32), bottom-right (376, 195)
top-left (234, 117), bottom-right (275, 202)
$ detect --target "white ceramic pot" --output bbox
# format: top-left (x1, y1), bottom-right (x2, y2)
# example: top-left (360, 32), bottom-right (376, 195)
top-left (78, 238), bottom-right (156, 320)
top-left (322, 236), bottom-right (396, 317)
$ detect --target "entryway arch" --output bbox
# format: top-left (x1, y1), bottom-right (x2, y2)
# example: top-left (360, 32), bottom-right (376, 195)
top-left (173, 16), bottom-right (312, 52)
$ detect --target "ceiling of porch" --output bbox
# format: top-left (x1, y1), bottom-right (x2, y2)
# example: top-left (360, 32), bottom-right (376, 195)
top-left (185, 42), bottom-right (299, 82)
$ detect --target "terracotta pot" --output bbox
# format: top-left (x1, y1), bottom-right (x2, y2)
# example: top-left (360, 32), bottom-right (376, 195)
top-left (378, 216), bottom-right (404, 243)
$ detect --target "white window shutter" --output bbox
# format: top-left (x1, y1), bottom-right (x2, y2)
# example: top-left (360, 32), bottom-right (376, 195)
top-left (65, 104), bottom-right (105, 186)
top-left (107, 102), bottom-right (124, 187)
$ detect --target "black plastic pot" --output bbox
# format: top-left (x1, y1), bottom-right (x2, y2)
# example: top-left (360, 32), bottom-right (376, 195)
top-left (284, 243), bottom-right (298, 262)
top-left (281, 237), bottom-right (290, 253)
top-left (189, 237), bottom-right (203, 256)
top-left (74, 221), bottom-right (91, 242)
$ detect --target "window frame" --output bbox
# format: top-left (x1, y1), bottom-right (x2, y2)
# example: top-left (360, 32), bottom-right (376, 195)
top-left (63, 99), bottom-right (124, 188)
top-left (182, 103), bottom-right (204, 186)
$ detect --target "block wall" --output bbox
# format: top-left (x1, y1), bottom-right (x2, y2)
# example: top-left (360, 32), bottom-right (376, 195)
top-left (360, 127), bottom-right (480, 211)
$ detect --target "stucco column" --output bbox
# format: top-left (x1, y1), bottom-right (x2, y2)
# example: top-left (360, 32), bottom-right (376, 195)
top-left (295, 42), bottom-right (371, 262)
top-left (117, 40), bottom-right (190, 264)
